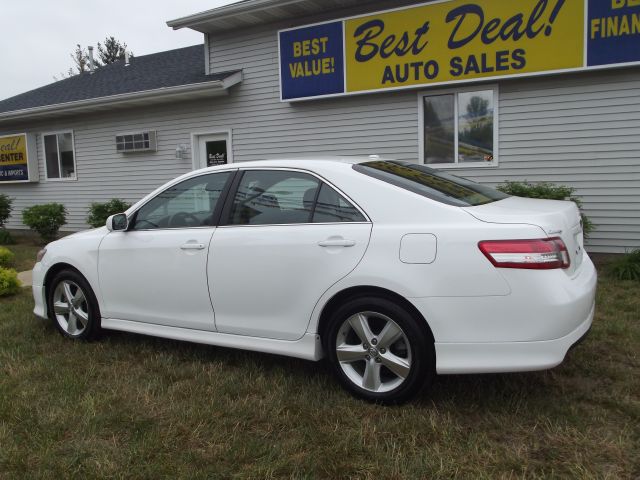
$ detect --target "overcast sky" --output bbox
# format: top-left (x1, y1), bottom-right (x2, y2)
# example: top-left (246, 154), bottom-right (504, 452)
top-left (0, 0), bottom-right (242, 100)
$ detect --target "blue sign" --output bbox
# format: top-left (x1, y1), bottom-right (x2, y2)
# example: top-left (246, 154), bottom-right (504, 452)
top-left (279, 21), bottom-right (345, 100)
top-left (0, 164), bottom-right (28, 182)
top-left (588, 0), bottom-right (640, 67)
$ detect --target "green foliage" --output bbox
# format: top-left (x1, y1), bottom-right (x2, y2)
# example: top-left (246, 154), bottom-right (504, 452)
top-left (22, 203), bottom-right (67, 241)
top-left (0, 246), bottom-right (14, 268)
top-left (0, 193), bottom-right (12, 228)
top-left (498, 181), bottom-right (574, 201)
top-left (609, 250), bottom-right (640, 281)
top-left (0, 229), bottom-right (14, 245)
top-left (97, 36), bottom-right (133, 65)
top-left (466, 95), bottom-right (489, 118)
top-left (87, 199), bottom-right (131, 228)
top-left (0, 267), bottom-right (20, 296)
top-left (497, 181), bottom-right (594, 237)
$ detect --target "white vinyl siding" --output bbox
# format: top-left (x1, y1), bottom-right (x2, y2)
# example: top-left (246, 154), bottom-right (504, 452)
top-left (0, 17), bottom-right (638, 254)
top-left (450, 71), bottom-right (640, 254)
top-left (207, 24), bottom-right (640, 254)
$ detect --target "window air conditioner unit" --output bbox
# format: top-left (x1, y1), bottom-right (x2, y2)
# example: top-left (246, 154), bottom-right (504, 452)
top-left (115, 131), bottom-right (157, 153)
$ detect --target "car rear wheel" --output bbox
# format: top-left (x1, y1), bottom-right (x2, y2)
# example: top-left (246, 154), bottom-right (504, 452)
top-left (326, 296), bottom-right (435, 404)
top-left (47, 270), bottom-right (101, 340)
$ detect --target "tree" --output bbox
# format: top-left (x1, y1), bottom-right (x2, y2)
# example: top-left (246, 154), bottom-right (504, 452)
top-left (53, 37), bottom-right (133, 80)
top-left (466, 96), bottom-right (489, 118)
top-left (54, 44), bottom-right (90, 80)
top-left (97, 36), bottom-right (133, 65)
top-left (71, 44), bottom-right (91, 74)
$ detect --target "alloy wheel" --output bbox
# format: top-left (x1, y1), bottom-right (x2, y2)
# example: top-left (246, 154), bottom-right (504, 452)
top-left (335, 311), bottom-right (412, 393)
top-left (52, 280), bottom-right (90, 336)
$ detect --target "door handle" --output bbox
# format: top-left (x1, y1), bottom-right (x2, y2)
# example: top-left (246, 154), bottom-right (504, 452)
top-left (318, 239), bottom-right (356, 248)
top-left (180, 243), bottom-right (206, 251)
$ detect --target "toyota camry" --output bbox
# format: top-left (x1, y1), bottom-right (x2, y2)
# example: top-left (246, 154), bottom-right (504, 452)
top-left (32, 158), bottom-right (597, 403)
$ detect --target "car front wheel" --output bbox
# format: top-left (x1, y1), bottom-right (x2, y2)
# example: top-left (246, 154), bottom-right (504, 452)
top-left (47, 269), bottom-right (101, 340)
top-left (326, 296), bottom-right (435, 404)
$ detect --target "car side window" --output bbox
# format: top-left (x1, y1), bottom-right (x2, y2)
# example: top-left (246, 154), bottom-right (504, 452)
top-left (228, 170), bottom-right (320, 226)
top-left (313, 184), bottom-right (366, 223)
top-left (132, 172), bottom-right (232, 230)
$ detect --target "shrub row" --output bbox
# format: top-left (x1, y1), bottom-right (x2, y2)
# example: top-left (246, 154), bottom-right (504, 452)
top-left (0, 195), bottom-right (131, 243)
top-left (0, 244), bottom-right (19, 297)
top-left (497, 181), bottom-right (594, 237)
top-left (0, 267), bottom-right (20, 297)
top-left (0, 246), bottom-right (14, 267)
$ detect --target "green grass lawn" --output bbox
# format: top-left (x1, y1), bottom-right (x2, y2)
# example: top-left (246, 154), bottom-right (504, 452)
top-left (0, 245), bottom-right (638, 478)
top-left (0, 234), bottom-right (43, 272)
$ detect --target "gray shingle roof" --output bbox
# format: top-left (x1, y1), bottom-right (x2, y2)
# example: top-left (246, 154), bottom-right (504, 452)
top-left (0, 45), bottom-right (233, 115)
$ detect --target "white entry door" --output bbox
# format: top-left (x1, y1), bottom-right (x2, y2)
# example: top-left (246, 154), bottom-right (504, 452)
top-left (194, 132), bottom-right (232, 170)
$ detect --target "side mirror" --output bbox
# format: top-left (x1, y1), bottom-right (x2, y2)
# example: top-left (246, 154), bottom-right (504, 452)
top-left (106, 213), bottom-right (129, 232)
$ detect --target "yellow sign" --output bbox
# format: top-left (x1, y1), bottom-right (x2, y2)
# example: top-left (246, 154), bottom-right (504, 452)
top-left (0, 134), bottom-right (30, 182)
top-left (343, 0), bottom-right (585, 93)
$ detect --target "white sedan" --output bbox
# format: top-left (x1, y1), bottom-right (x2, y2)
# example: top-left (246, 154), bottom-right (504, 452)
top-left (32, 158), bottom-right (597, 403)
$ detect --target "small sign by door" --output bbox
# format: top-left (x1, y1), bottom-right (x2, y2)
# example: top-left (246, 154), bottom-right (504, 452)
top-left (206, 140), bottom-right (228, 167)
top-left (194, 132), bottom-right (232, 170)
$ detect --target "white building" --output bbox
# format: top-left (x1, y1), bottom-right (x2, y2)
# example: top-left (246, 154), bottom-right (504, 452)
top-left (0, 0), bottom-right (638, 253)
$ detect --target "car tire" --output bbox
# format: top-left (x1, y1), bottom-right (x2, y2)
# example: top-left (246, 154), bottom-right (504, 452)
top-left (326, 296), bottom-right (435, 404)
top-left (47, 269), bottom-right (101, 341)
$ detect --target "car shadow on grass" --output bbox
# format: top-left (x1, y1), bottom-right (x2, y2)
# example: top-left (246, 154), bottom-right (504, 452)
top-left (89, 326), bottom-right (568, 413)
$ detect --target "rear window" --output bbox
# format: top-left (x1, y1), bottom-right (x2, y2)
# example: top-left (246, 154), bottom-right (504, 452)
top-left (353, 161), bottom-right (509, 207)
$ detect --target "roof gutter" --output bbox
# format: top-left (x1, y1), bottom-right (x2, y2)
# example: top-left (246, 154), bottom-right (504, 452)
top-left (167, 0), bottom-right (305, 30)
top-left (0, 71), bottom-right (242, 125)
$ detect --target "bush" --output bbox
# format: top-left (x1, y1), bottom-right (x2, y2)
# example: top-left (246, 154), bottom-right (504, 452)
top-left (87, 199), bottom-right (131, 228)
top-left (609, 250), bottom-right (640, 281)
top-left (0, 267), bottom-right (20, 296)
top-left (0, 193), bottom-right (12, 229)
top-left (22, 203), bottom-right (67, 242)
top-left (497, 181), bottom-right (594, 238)
top-left (0, 246), bottom-right (14, 268)
top-left (0, 229), bottom-right (14, 245)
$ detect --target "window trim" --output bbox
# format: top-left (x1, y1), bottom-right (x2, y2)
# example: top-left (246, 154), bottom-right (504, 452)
top-left (42, 130), bottom-right (78, 181)
top-left (121, 167), bottom-right (370, 233)
top-left (418, 84), bottom-right (499, 170)
top-left (218, 167), bottom-right (371, 228)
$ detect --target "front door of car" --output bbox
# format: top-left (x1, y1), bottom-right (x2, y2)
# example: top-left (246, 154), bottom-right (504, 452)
top-left (208, 169), bottom-right (372, 341)
top-left (98, 171), bottom-right (234, 331)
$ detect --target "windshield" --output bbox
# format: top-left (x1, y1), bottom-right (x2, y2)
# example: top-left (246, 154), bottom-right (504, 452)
top-left (353, 161), bottom-right (509, 207)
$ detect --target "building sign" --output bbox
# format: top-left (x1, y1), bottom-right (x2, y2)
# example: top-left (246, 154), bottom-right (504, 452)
top-left (0, 134), bottom-right (30, 182)
top-left (206, 140), bottom-right (228, 167)
top-left (279, 0), bottom-right (640, 101)
top-left (588, 0), bottom-right (640, 67)
top-left (279, 21), bottom-right (345, 100)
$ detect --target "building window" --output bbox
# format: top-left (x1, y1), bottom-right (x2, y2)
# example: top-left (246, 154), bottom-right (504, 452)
top-left (419, 87), bottom-right (498, 167)
top-left (44, 132), bottom-right (76, 179)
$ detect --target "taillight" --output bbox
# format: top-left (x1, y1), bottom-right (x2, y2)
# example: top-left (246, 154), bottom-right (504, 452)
top-left (478, 237), bottom-right (570, 270)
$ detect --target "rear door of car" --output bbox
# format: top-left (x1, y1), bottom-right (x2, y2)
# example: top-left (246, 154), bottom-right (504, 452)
top-left (207, 168), bottom-right (372, 341)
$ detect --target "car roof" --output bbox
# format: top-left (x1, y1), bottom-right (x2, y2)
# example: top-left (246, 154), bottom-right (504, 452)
top-left (196, 155), bottom-right (394, 173)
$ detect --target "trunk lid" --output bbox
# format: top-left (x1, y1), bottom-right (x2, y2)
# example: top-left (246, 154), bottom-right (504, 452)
top-left (463, 197), bottom-right (585, 275)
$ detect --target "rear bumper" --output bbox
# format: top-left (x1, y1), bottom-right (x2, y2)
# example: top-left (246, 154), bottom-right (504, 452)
top-left (435, 301), bottom-right (594, 374)
top-left (411, 255), bottom-right (597, 344)
top-left (408, 253), bottom-right (597, 374)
